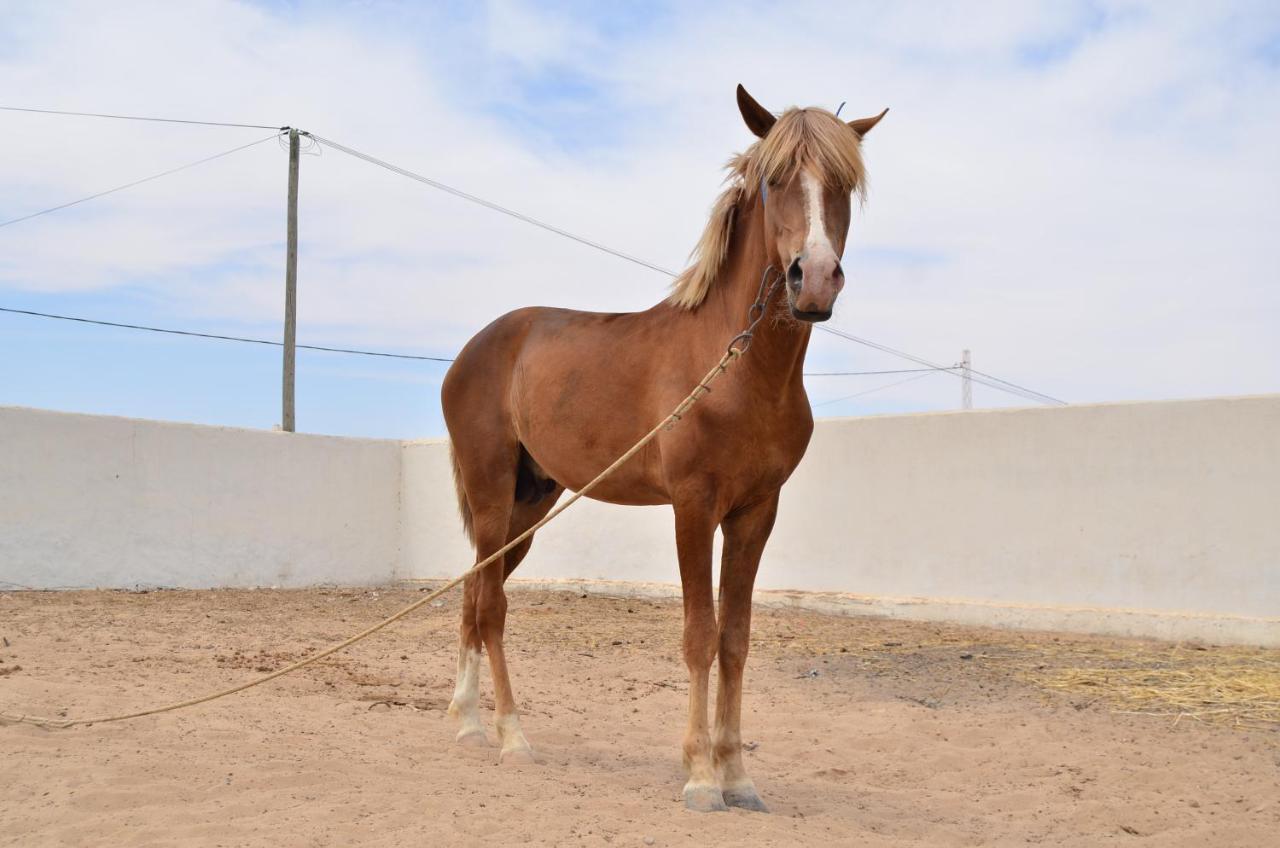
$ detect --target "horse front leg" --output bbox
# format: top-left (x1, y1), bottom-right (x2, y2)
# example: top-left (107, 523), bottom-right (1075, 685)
top-left (673, 495), bottom-right (726, 812)
top-left (713, 492), bottom-right (779, 813)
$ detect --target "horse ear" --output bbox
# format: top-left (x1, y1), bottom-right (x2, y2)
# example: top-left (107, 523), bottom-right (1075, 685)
top-left (736, 84), bottom-right (776, 138)
top-left (847, 108), bottom-right (889, 138)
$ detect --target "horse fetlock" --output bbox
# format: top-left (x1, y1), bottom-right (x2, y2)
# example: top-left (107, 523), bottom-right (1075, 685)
top-left (496, 714), bottom-right (534, 764)
top-left (682, 739), bottom-right (714, 776)
top-left (711, 730), bottom-right (741, 763)
top-left (449, 692), bottom-right (486, 744)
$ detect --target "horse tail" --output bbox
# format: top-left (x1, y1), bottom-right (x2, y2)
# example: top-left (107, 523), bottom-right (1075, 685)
top-left (449, 443), bottom-right (475, 547)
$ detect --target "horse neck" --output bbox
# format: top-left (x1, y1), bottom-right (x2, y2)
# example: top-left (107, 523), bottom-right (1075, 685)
top-left (704, 193), bottom-right (811, 386)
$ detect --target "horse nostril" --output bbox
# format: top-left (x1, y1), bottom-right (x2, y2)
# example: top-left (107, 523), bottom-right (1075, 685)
top-left (833, 260), bottom-right (844, 280)
top-left (786, 257), bottom-right (803, 291)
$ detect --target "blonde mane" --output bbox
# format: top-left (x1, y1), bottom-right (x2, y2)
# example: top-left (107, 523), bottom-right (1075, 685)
top-left (668, 107), bottom-right (867, 310)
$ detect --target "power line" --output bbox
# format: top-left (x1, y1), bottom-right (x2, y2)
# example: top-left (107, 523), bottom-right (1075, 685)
top-left (0, 307), bottom-right (455, 362)
top-left (805, 366), bottom-right (958, 377)
top-left (308, 133), bottom-right (1063, 406)
top-left (307, 132), bottom-right (680, 278)
top-left (0, 305), bottom-right (951, 377)
top-left (0, 133), bottom-right (283, 229)
top-left (965, 365), bottom-right (1065, 406)
top-left (812, 370), bottom-right (940, 408)
top-left (815, 324), bottom-right (1066, 406)
top-left (0, 105), bottom-right (283, 131)
top-left (0, 113), bottom-right (1063, 406)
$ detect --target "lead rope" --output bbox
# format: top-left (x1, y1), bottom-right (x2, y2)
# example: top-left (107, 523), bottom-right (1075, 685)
top-left (1, 269), bottom-right (781, 730)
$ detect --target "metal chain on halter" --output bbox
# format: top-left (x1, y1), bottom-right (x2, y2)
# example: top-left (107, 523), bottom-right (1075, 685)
top-left (664, 266), bottom-right (782, 430)
top-left (726, 265), bottom-right (782, 355)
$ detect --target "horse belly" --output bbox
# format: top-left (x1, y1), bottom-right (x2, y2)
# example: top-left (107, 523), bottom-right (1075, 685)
top-left (521, 427), bottom-right (670, 506)
top-left (512, 379), bottom-right (673, 506)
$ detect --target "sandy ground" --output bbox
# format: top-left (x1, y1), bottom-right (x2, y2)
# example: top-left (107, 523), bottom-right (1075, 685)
top-left (1, 587), bottom-right (1277, 847)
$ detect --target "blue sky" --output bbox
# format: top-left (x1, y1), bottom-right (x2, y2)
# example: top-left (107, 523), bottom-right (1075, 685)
top-left (1, 1), bottom-right (1278, 438)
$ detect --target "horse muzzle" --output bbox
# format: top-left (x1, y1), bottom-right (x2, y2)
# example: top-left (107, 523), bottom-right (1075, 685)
top-left (789, 306), bottom-right (833, 323)
top-left (786, 254), bottom-right (843, 322)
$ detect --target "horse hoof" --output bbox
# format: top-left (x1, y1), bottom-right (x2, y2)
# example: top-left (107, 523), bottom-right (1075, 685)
top-left (499, 746), bottom-right (537, 765)
top-left (455, 728), bottom-right (489, 747)
top-left (683, 784), bottom-right (728, 813)
top-left (723, 786), bottom-right (769, 813)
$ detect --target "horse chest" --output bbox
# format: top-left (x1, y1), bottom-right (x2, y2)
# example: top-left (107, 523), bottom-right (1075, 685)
top-left (748, 414), bottom-right (812, 477)
top-left (684, 398), bottom-right (813, 494)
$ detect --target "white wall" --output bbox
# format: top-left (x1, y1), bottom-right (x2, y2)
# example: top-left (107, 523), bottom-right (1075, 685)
top-left (4, 396), bottom-right (1278, 645)
top-left (403, 395), bottom-right (1280, 644)
top-left (402, 440), bottom-right (684, 588)
top-left (765, 395), bottom-right (1279, 618)
top-left (0, 407), bottom-right (401, 589)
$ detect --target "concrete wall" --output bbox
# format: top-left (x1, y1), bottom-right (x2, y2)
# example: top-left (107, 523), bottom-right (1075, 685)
top-left (764, 396), bottom-right (1279, 617)
top-left (0, 407), bottom-right (401, 588)
top-left (404, 395), bottom-right (1280, 645)
top-left (4, 396), bottom-right (1278, 644)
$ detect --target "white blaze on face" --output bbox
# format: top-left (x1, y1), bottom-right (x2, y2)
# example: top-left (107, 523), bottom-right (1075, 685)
top-left (800, 170), bottom-right (837, 263)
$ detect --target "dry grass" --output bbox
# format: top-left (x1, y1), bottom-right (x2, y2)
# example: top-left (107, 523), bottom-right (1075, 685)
top-left (1022, 643), bottom-right (1280, 730)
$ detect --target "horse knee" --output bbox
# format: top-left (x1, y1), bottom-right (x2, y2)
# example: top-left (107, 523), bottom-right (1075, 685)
top-left (683, 624), bottom-right (719, 669)
top-left (474, 585), bottom-right (508, 639)
top-left (718, 626), bottom-right (750, 671)
top-left (718, 640), bottom-right (747, 674)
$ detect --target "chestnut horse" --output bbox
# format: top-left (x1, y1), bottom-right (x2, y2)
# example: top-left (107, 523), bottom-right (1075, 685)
top-left (442, 85), bottom-right (886, 812)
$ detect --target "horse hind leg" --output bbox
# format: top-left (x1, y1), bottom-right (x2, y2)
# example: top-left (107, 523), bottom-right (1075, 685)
top-left (485, 463), bottom-right (563, 763)
top-left (446, 431), bottom-right (520, 750)
top-left (507, 448), bottom-right (564, 580)
top-left (447, 574), bottom-right (488, 746)
top-left (458, 442), bottom-right (563, 764)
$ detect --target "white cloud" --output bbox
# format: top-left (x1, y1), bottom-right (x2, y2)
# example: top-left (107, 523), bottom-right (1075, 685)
top-left (0, 0), bottom-right (1277, 415)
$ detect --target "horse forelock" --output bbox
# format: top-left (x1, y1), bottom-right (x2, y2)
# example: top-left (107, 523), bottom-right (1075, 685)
top-left (669, 108), bottom-right (866, 310)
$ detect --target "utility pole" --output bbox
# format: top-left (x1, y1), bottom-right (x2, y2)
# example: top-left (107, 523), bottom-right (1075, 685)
top-left (961, 348), bottom-right (972, 410)
top-left (281, 128), bottom-right (300, 432)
